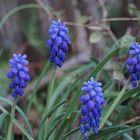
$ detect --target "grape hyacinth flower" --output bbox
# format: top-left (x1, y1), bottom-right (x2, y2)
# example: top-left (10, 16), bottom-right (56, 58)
top-left (80, 77), bottom-right (105, 140)
top-left (47, 19), bottom-right (71, 67)
top-left (126, 42), bottom-right (140, 87)
top-left (7, 54), bottom-right (30, 98)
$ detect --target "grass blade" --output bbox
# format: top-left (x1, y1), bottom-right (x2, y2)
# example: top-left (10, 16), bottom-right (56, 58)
top-left (89, 48), bottom-right (120, 78)
top-left (27, 61), bottom-right (50, 113)
top-left (38, 100), bottom-right (68, 140)
top-left (100, 79), bottom-right (129, 129)
top-left (14, 119), bottom-right (33, 140)
top-left (0, 104), bottom-right (33, 140)
top-left (0, 96), bottom-right (33, 137)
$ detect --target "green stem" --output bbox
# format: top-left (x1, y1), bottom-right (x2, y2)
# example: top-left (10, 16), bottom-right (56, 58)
top-left (44, 65), bottom-right (56, 117)
top-left (100, 79), bottom-right (130, 129)
top-left (43, 65), bottom-right (56, 140)
top-left (7, 97), bottom-right (18, 140)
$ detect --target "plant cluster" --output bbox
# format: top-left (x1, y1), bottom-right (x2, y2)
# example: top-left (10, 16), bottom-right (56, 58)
top-left (1, 17), bottom-right (140, 140)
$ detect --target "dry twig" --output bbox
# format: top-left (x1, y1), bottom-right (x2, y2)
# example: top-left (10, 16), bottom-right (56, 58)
top-left (123, 116), bottom-right (140, 125)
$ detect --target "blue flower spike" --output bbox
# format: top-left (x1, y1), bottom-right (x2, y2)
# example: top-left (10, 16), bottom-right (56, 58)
top-left (80, 77), bottom-right (105, 140)
top-left (47, 19), bottom-right (71, 67)
top-left (126, 42), bottom-right (140, 87)
top-left (7, 54), bottom-right (30, 98)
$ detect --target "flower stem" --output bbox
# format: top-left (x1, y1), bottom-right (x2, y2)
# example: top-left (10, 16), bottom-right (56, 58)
top-left (43, 65), bottom-right (56, 117)
top-left (7, 97), bottom-right (18, 140)
top-left (43, 65), bottom-right (56, 140)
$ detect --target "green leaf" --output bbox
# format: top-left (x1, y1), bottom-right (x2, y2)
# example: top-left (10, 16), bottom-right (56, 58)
top-left (100, 79), bottom-right (129, 129)
top-left (120, 87), bottom-right (140, 103)
top-left (14, 119), bottom-right (33, 140)
top-left (0, 104), bottom-right (33, 140)
top-left (119, 47), bottom-right (129, 56)
top-left (63, 125), bottom-right (130, 139)
top-left (43, 99), bottom-right (69, 121)
top-left (78, 16), bottom-right (89, 24)
top-left (120, 35), bottom-right (135, 49)
top-left (106, 121), bottom-right (135, 140)
top-left (0, 113), bottom-right (8, 128)
top-left (89, 48), bottom-right (120, 78)
top-left (63, 127), bottom-right (79, 139)
top-left (89, 32), bottom-right (101, 43)
top-left (89, 125), bottom-right (129, 139)
top-left (54, 89), bottom-right (82, 140)
top-left (123, 133), bottom-right (135, 140)
top-left (45, 114), bottom-right (64, 139)
top-left (38, 100), bottom-right (68, 140)
top-left (107, 125), bottom-right (140, 140)
top-left (128, 4), bottom-right (138, 16)
top-left (0, 104), bottom-right (9, 114)
top-left (49, 62), bottom-right (96, 110)
top-left (113, 70), bottom-right (124, 80)
top-left (0, 96), bottom-right (33, 137)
